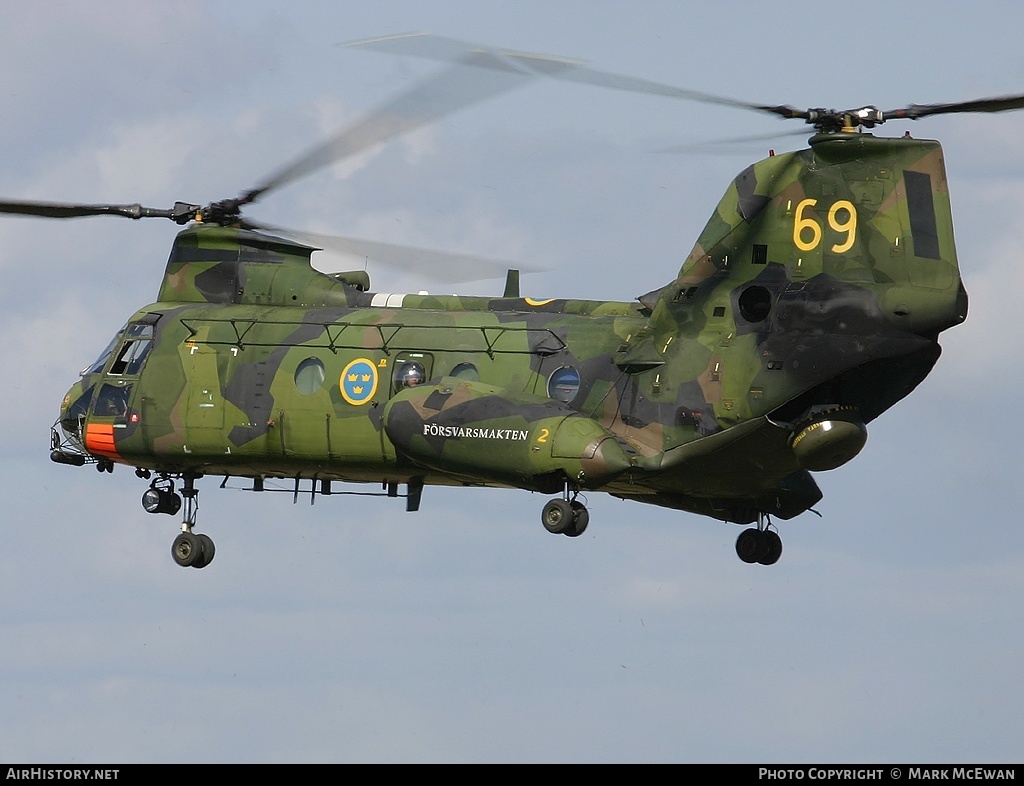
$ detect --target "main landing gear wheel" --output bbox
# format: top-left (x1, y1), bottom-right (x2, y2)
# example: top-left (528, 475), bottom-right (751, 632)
top-left (735, 526), bottom-right (783, 565)
top-left (761, 530), bottom-right (783, 565)
top-left (542, 498), bottom-right (572, 533)
top-left (565, 500), bottom-right (589, 537)
top-left (541, 496), bottom-right (590, 537)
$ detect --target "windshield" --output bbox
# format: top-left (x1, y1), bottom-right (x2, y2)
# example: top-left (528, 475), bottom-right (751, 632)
top-left (82, 328), bottom-right (124, 376)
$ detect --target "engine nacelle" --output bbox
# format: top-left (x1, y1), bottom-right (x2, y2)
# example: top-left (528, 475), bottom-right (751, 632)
top-left (790, 407), bottom-right (867, 472)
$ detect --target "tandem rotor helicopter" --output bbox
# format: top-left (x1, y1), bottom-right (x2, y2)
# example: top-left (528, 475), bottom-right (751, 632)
top-left (7, 33), bottom-right (1023, 569)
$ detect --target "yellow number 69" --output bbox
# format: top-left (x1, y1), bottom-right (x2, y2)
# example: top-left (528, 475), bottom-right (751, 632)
top-left (792, 198), bottom-right (857, 254)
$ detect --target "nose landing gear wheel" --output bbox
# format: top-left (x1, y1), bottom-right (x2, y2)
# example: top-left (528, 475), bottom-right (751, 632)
top-left (196, 534), bottom-right (215, 566)
top-left (172, 532), bottom-right (201, 567)
top-left (171, 531), bottom-right (216, 569)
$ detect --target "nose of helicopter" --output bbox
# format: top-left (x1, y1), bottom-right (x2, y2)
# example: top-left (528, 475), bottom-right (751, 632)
top-left (58, 379), bottom-right (84, 427)
top-left (50, 380), bottom-right (91, 465)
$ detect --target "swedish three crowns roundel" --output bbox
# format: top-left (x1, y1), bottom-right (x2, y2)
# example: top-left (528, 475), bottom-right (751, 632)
top-left (340, 358), bottom-right (379, 405)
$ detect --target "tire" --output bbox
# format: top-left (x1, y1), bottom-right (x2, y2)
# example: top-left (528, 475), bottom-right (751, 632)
top-left (192, 532), bottom-right (216, 573)
top-left (565, 501), bottom-right (589, 537)
top-left (735, 528), bottom-right (768, 564)
top-left (541, 498), bottom-right (572, 534)
top-left (758, 530), bottom-right (783, 565)
top-left (171, 532), bottom-right (202, 568)
top-left (195, 534), bottom-right (215, 568)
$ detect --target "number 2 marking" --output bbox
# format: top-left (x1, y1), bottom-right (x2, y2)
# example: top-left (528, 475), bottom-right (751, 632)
top-left (536, 428), bottom-right (550, 444)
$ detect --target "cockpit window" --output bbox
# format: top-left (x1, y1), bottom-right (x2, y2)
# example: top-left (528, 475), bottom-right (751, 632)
top-left (124, 323), bottom-right (153, 339)
top-left (109, 323), bottom-right (154, 376)
top-left (60, 385), bottom-right (95, 443)
top-left (84, 332), bottom-right (123, 376)
top-left (110, 338), bottom-right (152, 375)
top-left (95, 383), bottom-right (133, 417)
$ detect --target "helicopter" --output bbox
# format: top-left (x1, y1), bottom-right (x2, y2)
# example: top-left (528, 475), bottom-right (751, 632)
top-left (7, 33), bottom-right (1023, 569)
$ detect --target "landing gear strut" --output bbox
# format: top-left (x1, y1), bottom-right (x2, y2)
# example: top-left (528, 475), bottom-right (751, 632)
top-left (735, 513), bottom-right (783, 565)
top-left (142, 473), bottom-right (216, 569)
top-left (541, 487), bottom-right (589, 538)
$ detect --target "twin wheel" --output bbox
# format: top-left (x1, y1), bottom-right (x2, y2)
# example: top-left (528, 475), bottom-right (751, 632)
top-left (171, 531), bottom-right (216, 569)
top-left (541, 498), bottom-right (589, 538)
top-left (735, 527), bottom-right (783, 565)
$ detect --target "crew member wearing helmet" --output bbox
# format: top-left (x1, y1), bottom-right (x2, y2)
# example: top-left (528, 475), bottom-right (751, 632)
top-left (395, 360), bottom-right (425, 391)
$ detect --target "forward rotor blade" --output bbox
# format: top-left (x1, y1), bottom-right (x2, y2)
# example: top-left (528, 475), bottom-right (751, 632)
top-left (0, 198), bottom-right (181, 220)
top-left (655, 127), bottom-right (811, 155)
top-left (247, 219), bottom-right (534, 285)
top-left (241, 43), bottom-right (546, 206)
top-left (315, 235), bottom-right (527, 284)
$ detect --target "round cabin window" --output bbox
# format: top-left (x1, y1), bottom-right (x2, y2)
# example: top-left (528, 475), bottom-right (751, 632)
top-left (547, 366), bottom-right (581, 403)
top-left (294, 357), bottom-right (326, 395)
top-left (451, 362), bottom-right (479, 381)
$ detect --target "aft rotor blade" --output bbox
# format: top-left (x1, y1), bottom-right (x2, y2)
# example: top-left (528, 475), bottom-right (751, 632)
top-left (0, 198), bottom-right (181, 220)
top-left (883, 93), bottom-right (1024, 120)
top-left (241, 44), bottom-right (544, 206)
top-left (344, 32), bottom-right (783, 118)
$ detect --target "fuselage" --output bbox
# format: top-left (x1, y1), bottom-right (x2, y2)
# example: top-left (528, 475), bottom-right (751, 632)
top-left (56, 131), bottom-right (968, 526)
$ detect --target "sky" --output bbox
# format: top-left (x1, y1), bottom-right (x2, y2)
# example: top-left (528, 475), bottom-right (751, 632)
top-left (1, 0), bottom-right (1023, 764)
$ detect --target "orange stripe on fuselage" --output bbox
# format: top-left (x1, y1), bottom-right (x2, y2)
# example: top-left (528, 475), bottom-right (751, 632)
top-left (84, 423), bottom-right (120, 460)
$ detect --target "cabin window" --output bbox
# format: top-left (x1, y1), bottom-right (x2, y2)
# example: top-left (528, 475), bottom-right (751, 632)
top-left (392, 352), bottom-right (433, 392)
top-left (450, 362), bottom-right (479, 381)
top-left (547, 366), bottom-right (581, 403)
top-left (294, 357), bottom-right (326, 395)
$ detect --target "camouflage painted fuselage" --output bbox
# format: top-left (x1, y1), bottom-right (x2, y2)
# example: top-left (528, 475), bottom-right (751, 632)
top-left (57, 132), bottom-right (966, 525)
